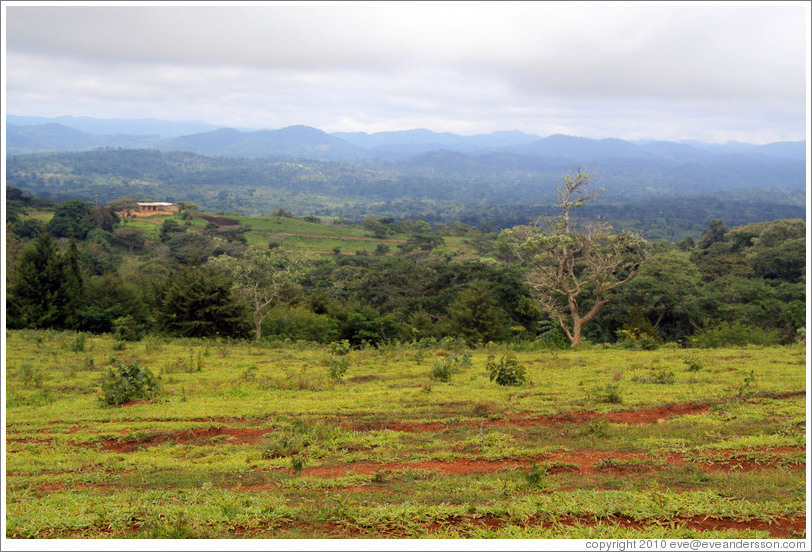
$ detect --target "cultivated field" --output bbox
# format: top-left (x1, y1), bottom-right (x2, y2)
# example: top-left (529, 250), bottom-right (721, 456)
top-left (4, 330), bottom-right (807, 539)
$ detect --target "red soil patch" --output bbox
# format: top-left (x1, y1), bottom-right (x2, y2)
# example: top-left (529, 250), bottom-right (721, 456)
top-left (240, 513), bottom-right (805, 539)
top-left (98, 426), bottom-right (272, 452)
top-left (299, 458), bottom-right (535, 478)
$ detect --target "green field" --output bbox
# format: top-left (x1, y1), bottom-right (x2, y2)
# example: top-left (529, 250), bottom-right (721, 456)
top-left (4, 330), bottom-right (807, 539)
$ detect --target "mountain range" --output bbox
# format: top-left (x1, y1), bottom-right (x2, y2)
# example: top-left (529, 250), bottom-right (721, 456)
top-left (6, 115), bottom-right (806, 163)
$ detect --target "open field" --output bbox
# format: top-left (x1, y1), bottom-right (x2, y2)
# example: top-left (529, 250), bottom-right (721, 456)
top-left (4, 330), bottom-right (808, 539)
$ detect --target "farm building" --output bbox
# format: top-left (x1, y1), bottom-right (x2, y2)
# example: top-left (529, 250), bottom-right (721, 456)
top-left (121, 202), bottom-right (180, 217)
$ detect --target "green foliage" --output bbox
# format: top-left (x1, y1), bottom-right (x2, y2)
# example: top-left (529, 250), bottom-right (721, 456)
top-left (328, 340), bottom-right (352, 356)
top-left (615, 328), bottom-right (660, 351)
top-left (158, 266), bottom-right (250, 338)
top-left (690, 321), bottom-right (782, 348)
top-left (683, 356), bottom-right (704, 372)
top-left (486, 354), bottom-right (526, 386)
top-left (9, 231), bottom-right (84, 330)
top-left (431, 351), bottom-right (473, 382)
top-left (99, 361), bottom-right (160, 406)
top-left (328, 358), bottom-right (350, 381)
top-left (595, 384), bottom-right (623, 404)
top-left (46, 200), bottom-right (93, 240)
top-left (737, 370), bottom-right (757, 400)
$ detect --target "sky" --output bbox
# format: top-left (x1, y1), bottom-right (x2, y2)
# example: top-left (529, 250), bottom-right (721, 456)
top-left (2, 1), bottom-right (810, 144)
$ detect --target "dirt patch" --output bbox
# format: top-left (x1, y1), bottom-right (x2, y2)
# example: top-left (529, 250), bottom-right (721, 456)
top-left (97, 426), bottom-right (272, 453)
top-left (239, 513), bottom-right (805, 539)
top-left (299, 458), bottom-right (535, 478)
top-left (347, 375), bottom-right (380, 383)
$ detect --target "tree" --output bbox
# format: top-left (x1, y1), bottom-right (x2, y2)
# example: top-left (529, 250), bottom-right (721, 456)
top-left (618, 250), bottom-right (703, 341)
top-left (47, 200), bottom-right (93, 239)
top-left (111, 227), bottom-right (146, 252)
top-left (9, 231), bottom-right (84, 329)
top-left (501, 170), bottom-right (648, 347)
top-left (446, 283), bottom-right (509, 345)
top-left (88, 205), bottom-right (117, 232)
top-left (207, 247), bottom-right (314, 341)
top-left (157, 266), bottom-right (250, 338)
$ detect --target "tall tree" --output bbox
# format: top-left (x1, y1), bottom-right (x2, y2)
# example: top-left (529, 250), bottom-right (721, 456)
top-left (157, 266), bottom-right (249, 338)
top-left (501, 170), bottom-right (648, 347)
top-left (208, 247), bottom-right (314, 341)
top-left (9, 231), bottom-right (84, 329)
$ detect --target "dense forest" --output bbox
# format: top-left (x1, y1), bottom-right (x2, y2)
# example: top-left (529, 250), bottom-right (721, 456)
top-left (6, 148), bottom-right (805, 241)
top-left (5, 184), bottom-right (806, 349)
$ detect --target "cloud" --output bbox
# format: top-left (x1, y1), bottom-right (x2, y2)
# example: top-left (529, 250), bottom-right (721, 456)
top-left (4, 2), bottom-right (808, 142)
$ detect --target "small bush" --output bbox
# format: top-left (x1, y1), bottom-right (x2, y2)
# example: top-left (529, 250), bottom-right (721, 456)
top-left (595, 384), bottom-right (623, 404)
top-left (328, 358), bottom-right (349, 381)
top-left (113, 316), bottom-right (145, 342)
top-left (69, 333), bottom-right (87, 352)
top-left (487, 354), bottom-right (526, 386)
top-left (430, 357), bottom-right (454, 382)
top-left (684, 356), bottom-right (704, 372)
top-left (615, 328), bottom-right (660, 351)
top-left (99, 361), bottom-right (160, 406)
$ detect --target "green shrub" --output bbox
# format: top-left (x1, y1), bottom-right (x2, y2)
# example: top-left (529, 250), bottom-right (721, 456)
top-left (328, 357), bottom-right (349, 381)
top-left (596, 384), bottom-right (623, 404)
top-left (690, 321), bottom-right (782, 348)
top-left (430, 359), bottom-right (454, 382)
top-left (99, 361), bottom-right (160, 406)
top-left (113, 316), bottom-right (145, 342)
top-left (684, 356), bottom-right (704, 372)
top-left (615, 328), bottom-right (660, 350)
top-left (486, 354), bottom-right (526, 386)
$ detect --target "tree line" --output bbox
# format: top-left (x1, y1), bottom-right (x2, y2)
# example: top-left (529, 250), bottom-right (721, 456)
top-left (5, 173), bottom-right (806, 349)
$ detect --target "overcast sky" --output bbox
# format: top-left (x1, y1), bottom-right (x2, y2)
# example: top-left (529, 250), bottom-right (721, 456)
top-left (3, 1), bottom-right (810, 143)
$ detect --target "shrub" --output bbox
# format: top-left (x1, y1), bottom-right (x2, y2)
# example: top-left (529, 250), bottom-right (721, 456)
top-left (430, 358), bottom-right (454, 382)
top-left (684, 356), bottom-right (704, 372)
top-left (615, 328), bottom-right (660, 350)
top-left (430, 351), bottom-right (472, 382)
top-left (328, 358), bottom-right (349, 381)
top-left (690, 321), bottom-right (781, 348)
top-left (487, 354), bottom-right (526, 386)
top-left (113, 315), bottom-right (145, 342)
top-left (595, 384), bottom-right (623, 404)
top-left (99, 361), bottom-right (160, 406)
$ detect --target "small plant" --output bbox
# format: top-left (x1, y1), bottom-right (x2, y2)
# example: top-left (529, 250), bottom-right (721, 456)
top-left (650, 368), bottom-right (676, 385)
top-left (524, 464), bottom-right (549, 488)
top-left (429, 351), bottom-right (471, 382)
top-left (99, 361), bottom-right (160, 406)
top-left (328, 357), bottom-right (349, 381)
top-left (595, 384), bottom-right (623, 404)
top-left (18, 364), bottom-right (44, 388)
top-left (684, 355), bottom-right (704, 372)
top-left (113, 316), bottom-right (144, 342)
top-left (737, 370), bottom-right (757, 400)
top-left (430, 358), bottom-right (454, 382)
top-left (69, 333), bottom-right (86, 352)
top-left (487, 354), bottom-right (526, 386)
top-left (329, 340), bottom-right (351, 356)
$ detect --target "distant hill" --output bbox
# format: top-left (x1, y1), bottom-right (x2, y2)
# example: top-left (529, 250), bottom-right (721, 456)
top-left (159, 125), bottom-right (367, 160)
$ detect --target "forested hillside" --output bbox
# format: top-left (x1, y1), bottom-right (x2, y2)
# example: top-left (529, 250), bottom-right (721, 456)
top-left (6, 185), bottom-right (805, 349)
top-left (6, 147), bottom-right (805, 240)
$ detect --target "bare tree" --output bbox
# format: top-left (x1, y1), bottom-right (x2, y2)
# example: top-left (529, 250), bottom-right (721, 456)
top-left (502, 170), bottom-right (649, 347)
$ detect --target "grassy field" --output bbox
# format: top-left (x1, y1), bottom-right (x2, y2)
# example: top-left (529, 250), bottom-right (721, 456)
top-left (4, 330), bottom-right (808, 540)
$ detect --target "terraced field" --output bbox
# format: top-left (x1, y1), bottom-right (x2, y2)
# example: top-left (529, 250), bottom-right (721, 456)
top-left (4, 330), bottom-right (807, 539)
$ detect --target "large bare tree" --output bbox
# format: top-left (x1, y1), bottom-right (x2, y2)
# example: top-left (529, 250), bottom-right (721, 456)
top-left (502, 170), bottom-right (649, 347)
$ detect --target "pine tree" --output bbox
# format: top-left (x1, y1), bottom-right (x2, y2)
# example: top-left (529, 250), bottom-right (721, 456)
top-left (10, 231), bottom-right (84, 329)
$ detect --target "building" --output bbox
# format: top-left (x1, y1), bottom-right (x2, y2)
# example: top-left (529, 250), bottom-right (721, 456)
top-left (124, 202), bottom-right (180, 217)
